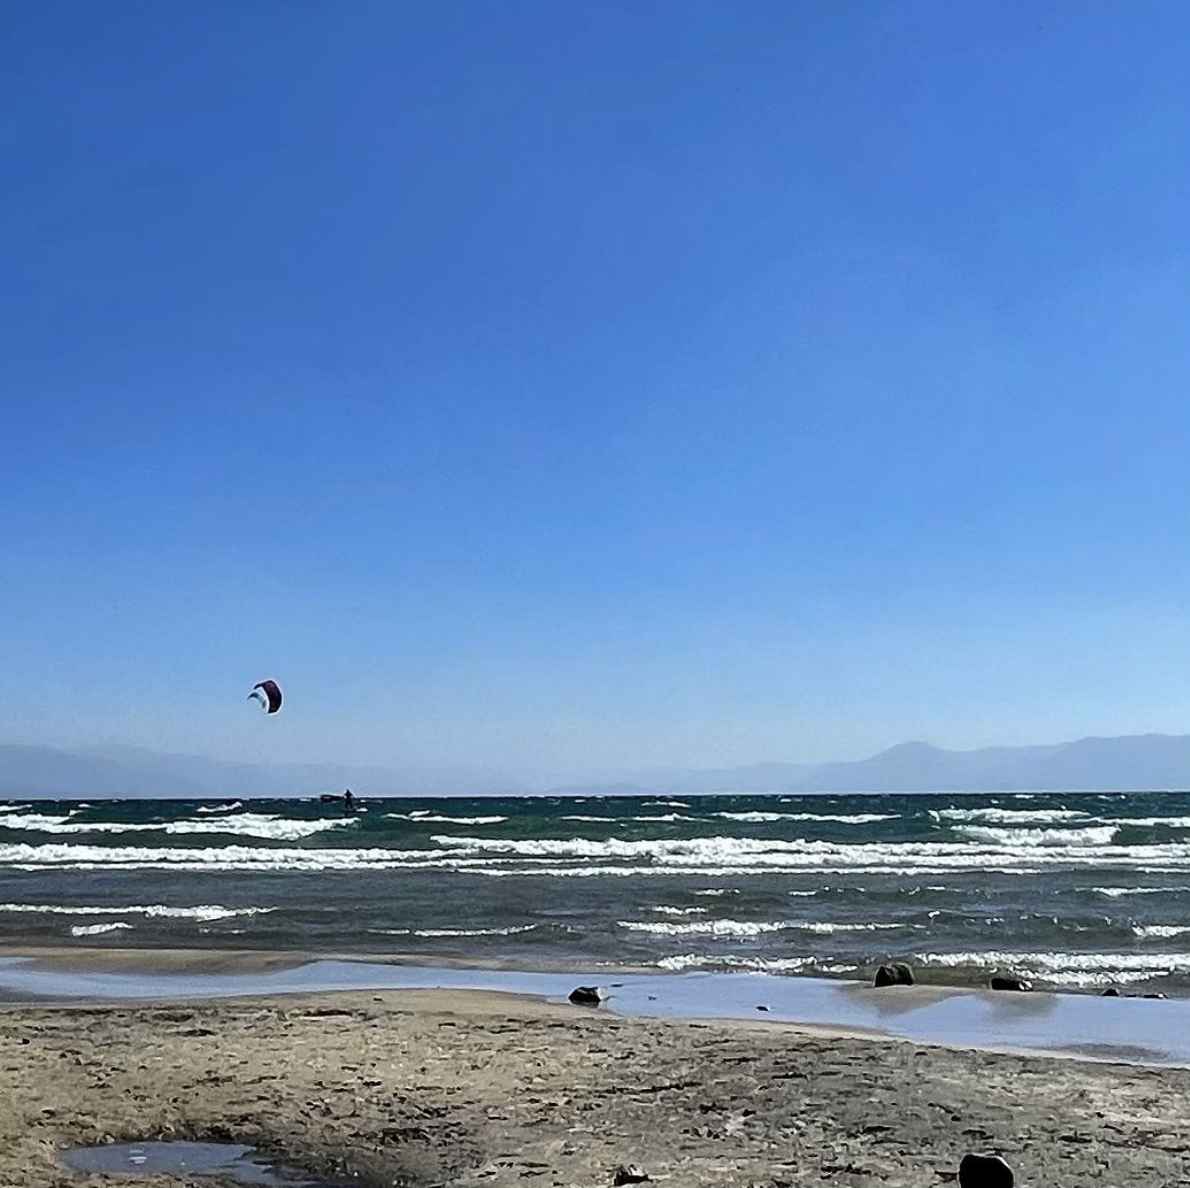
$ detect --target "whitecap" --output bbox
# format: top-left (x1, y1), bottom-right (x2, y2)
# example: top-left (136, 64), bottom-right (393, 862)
top-left (619, 918), bottom-right (904, 937)
top-left (953, 825), bottom-right (1118, 848)
top-left (387, 814), bottom-right (508, 825)
top-left (369, 925), bottom-right (538, 938)
top-left (714, 811), bottom-right (897, 824)
top-left (0, 813), bottom-right (358, 841)
top-left (933, 807), bottom-right (1090, 825)
top-left (70, 922), bottom-right (133, 937)
top-left (915, 948), bottom-right (1190, 987)
top-left (0, 903), bottom-right (272, 921)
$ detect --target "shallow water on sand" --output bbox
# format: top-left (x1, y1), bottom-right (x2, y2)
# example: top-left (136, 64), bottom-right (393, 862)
top-left (6, 956), bottom-right (1190, 1067)
top-left (62, 1140), bottom-right (319, 1184)
top-left (4, 790), bottom-right (1190, 992)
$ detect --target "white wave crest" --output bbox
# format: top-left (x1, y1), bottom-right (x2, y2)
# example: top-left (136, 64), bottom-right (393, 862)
top-left (620, 917), bottom-right (905, 937)
top-left (70, 922), bottom-right (133, 937)
top-left (953, 825), bottom-right (1118, 848)
top-left (387, 814), bottom-right (508, 825)
top-left (0, 902), bottom-right (273, 921)
top-left (369, 925), bottom-right (538, 938)
top-left (933, 807), bottom-right (1090, 825)
top-left (650, 905), bottom-right (709, 916)
top-left (1132, 925), bottom-right (1190, 939)
top-left (196, 801), bottom-right (244, 814)
top-left (916, 948), bottom-right (1190, 987)
top-left (0, 812), bottom-right (357, 841)
top-left (1094, 886), bottom-right (1190, 898)
top-left (715, 811), bottom-right (897, 824)
top-left (657, 953), bottom-right (835, 973)
top-left (10, 830), bottom-right (1190, 877)
top-left (621, 918), bottom-right (789, 937)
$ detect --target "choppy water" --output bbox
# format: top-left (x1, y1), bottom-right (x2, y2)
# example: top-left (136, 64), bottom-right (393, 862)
top-left (3, 791), bottom-right (1190, 993)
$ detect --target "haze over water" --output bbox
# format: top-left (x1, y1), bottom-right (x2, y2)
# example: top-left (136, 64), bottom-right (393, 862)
top-left (4, 790), bottom-right (1190, 995)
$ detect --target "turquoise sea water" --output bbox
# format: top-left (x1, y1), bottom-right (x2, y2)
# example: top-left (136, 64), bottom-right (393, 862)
top-left (2, 791), bottom-right (1189, 993)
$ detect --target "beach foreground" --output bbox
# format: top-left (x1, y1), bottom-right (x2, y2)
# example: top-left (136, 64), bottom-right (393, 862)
top-left (4, 988), bottom-right (1190, 1187)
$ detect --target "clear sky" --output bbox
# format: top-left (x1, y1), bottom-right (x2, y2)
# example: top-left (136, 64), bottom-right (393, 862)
top-left (1, 1), bottom-right (1187, 781)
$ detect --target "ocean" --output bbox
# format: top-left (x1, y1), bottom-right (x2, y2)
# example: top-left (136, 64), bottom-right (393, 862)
top-left (2, 790), bottom-right (1189, 994)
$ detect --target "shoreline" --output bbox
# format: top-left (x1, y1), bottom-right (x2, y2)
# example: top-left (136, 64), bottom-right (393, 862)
top-left (4, 982), bottom-right (1190, 1187)
top-left (4, 945), bottom-right (1190, 1068)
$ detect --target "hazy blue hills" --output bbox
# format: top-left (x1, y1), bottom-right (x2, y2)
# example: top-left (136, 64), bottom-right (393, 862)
top-left (645, 734), bottom-right (1189, 794)
top-left (0, 734), bottom-right (1186, 799)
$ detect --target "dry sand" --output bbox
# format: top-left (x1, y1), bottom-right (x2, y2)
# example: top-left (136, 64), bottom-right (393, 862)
top-left (3, 987), bottom-right (1189, 1187)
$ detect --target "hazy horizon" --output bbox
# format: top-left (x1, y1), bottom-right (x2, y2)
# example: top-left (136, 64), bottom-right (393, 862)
top-left (2, 730), bottom-right (1186, 797)
top-left (2, 3), bottom-right (1186, 775)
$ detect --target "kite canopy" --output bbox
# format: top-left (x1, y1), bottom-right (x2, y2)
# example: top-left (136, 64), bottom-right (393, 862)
top-left (248, 679), bottom-right (283, 715)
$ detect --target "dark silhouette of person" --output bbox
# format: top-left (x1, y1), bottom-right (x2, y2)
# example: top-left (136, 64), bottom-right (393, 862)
top-left (344, 788), bottom-right (355, 812)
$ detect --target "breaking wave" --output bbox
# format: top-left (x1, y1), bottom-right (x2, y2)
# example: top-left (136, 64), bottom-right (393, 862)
top-left (714, 811), bottom-right (898, 824)
top-left (0, 903), bottom-right (273, 921)
top-left (70, 922), bottom-right (133, 937)
top-left (0, 812), bottom-right (358, 841)
top-left (620, 918), bottom-right (907, 937)
top-left (933, 807), bottom-right (1090, 825)
top-left (386, 814), bottom-right (508, 825)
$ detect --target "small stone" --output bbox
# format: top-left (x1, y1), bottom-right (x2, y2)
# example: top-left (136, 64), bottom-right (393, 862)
top-left (612, 1166), bottom-right (649, 1186)
top-left (1143, 992), bottom-right (1167, 999)
top-left (989, 975), bottom-right (1032, 992)
top-left (873, 962), bottom-right (914, 988)
top-left (756, 1005), bottom-right (770, 1012)
top-left (958, 1152), bottom-right (1014, 1187)
top-left (1101, 987), bottom-right (1121, 997)
top-left (568, 986), bottom-right (603, 1006)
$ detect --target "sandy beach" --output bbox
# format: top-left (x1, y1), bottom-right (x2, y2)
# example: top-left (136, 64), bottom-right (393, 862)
top-left (5, 981), bottom-right (1190, 1187)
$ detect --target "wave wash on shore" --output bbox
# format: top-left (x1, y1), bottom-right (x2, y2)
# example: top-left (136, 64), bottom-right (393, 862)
top-left (2, 790), bottom-right (1190, 993)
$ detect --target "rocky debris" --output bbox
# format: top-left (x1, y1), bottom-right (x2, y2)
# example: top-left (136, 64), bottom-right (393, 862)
top-left (958, 1152), bottom-right (1014, 1186)
top-left (612, 1165), bottom-right (650, 1185)
top-left (873, 962), bottom-right (915, 988)
top-left (1143, 992), bottom-right (1167, 1000)
top-left (1102, 987), bottom-right (1121, 997)
top-left (568, 986), bottom-right (603, 1006)
top-left (989, 976), bottom-right (1032, 992)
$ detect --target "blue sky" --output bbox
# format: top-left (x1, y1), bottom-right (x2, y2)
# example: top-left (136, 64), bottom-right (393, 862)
top-left (1, 1), bottom-right (1187, 779)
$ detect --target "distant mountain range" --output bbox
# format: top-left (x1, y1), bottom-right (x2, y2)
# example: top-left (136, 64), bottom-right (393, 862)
top-left (0, 734), bottom-right (1186, 799)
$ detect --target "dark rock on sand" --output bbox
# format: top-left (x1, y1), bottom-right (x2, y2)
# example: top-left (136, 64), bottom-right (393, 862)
top-left (873, 963), bottom-right (914, 988)
top-left (1143, 993), bottom-right (1167, 999)
top-left (568, 986), bottom-right (603, 1006)
top-left (1102, 988), bottom-right (1121, 997)
top-left (989, 976), bottom-right (1032, 992)
top-left (958, 1152), bottom-right (1014, 1187)
top-left (612, 1165), bottom-right (650, 1185)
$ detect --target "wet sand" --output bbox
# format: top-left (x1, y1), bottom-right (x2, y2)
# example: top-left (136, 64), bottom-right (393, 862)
top-left (4, 984), bottom-right (1190, 1187)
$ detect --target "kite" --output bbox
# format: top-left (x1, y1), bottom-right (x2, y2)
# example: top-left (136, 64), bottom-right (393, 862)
top-left (248, 679), bottom-right (283, 715)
